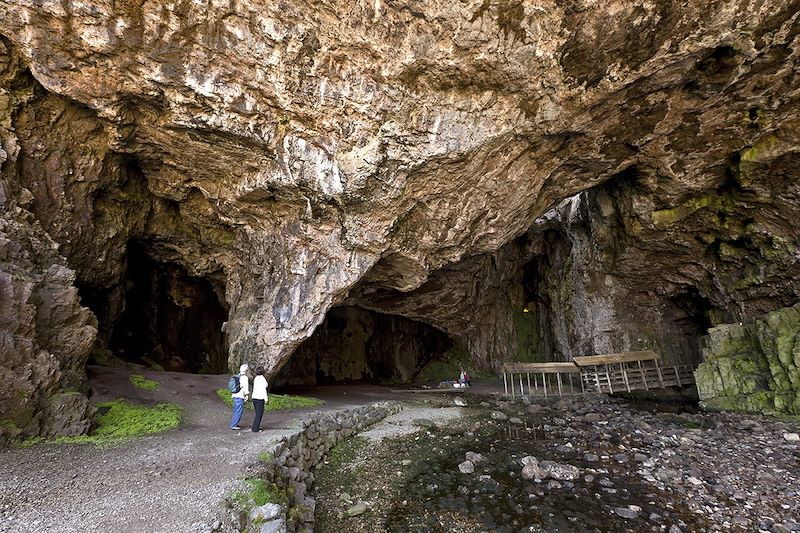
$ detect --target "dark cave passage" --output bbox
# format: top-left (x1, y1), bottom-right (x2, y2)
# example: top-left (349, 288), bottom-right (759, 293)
top-left (275, 306), bottom-right (454, 386)
top-left (80, 242), bottom-right (229, 374)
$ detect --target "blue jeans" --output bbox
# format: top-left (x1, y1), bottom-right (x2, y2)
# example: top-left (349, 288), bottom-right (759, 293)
top-left (230, 397), bottom-right (245, 428)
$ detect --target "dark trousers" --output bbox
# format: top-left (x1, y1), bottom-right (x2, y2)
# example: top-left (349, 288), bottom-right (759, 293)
top-left (252, 399), bottom-right (265, 432)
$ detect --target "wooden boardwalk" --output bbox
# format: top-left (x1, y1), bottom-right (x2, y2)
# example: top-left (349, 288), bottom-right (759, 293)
top-left (502, 351), bottom-right (696, 398)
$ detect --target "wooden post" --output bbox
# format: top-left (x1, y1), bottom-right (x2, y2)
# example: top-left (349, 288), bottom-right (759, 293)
top-left (568, 373), bottom-right (574, 395)
top-left (557, 373), bottom-right (563, 398)
top-left (519, 373), bottom-right (525, 396)
top-left (580, 372), bottom-right (585, 393)
top-left (605, 364), bottom-right (613, 394)
top-left (527, 373), bottom-right (531, 396)
top-left (654, 359), bottom-right (664, 388)
top-left (675, 366), bottom-right (682, 387)
top-left (637, 360), bottom-right (649, 391)
top-left (593, 367), bottom-right (601, 393)
top-left (542, 372), bottom-right (547, 397)
top-left (503, 370), bottom-right (508, 396)
top-left (621, 363), bottom-right (631, 392)
top-left (511, 372), bottom-right (516, 397)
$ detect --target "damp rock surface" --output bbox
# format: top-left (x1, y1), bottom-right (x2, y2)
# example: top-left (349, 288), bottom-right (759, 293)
top-left (313, 394), bottom-right (800, 532)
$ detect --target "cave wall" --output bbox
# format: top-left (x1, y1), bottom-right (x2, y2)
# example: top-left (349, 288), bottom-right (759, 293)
top-left (353, 145), bottom-right (800, 371)
top-left (275, 306), bottom-right (452, 386)
top-left (0, 0), bottom-right (798, 437)
top-left (0, 39), bottom-right (98, 442)
top-left (1, 0), bottom-right (798, 381)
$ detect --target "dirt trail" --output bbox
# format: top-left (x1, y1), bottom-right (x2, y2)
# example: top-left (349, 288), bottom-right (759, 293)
top-left (0, 367), bottom-right (431, 533)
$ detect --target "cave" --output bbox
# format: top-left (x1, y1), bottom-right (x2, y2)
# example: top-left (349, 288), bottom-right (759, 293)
top-left (274, 306), bottom-right (455, 386)
top-left (98, 242), bottom-right (228, 373)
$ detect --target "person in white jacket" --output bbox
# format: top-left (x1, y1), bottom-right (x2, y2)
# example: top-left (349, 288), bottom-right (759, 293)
top-left (230, 364), bottom-right (249, 430)
top-left (251, 366), bottom-right (269, 432)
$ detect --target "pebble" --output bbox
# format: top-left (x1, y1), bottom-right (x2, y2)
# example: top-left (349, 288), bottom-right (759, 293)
top-left (458, 460), bottom-right (475, 474)
top-left (465, 452), bottom-right (485, 464)
top-left (411, 418), bottom-right (437, 428)
top-left (613, 506), bottom-right (639, 519)
top-left (345, 502), bottom-right (368, 517)
top-left (783, 433), bottom-right (799, 442)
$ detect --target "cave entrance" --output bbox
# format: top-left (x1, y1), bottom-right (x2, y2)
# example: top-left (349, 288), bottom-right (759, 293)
top-left (274, 306), bottom-right (454, 386)
top-left (106, 242), bottom-right (228, 374)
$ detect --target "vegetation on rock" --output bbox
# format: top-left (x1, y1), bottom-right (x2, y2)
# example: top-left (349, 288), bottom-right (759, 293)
top-left (22, 400), bottom-right (182, 446)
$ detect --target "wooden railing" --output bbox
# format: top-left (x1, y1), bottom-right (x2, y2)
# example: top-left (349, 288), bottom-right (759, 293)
top-left (501, 362), bottom-right (583, 398)
top-left (502, 351), bottom-right (696, 397)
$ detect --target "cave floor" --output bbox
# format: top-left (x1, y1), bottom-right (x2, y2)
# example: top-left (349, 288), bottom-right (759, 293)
top-left (0, 366), bottom-right (439, 533)
top-left (2, 369), bottom-right (797, 533)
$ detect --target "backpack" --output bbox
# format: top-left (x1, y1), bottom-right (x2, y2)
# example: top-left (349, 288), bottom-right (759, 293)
top-left (227, 374), bottom-right (241, 394)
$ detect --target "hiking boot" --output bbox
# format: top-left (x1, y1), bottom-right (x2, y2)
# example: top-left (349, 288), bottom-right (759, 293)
top-left (231, 426), bottom-right (242, 430)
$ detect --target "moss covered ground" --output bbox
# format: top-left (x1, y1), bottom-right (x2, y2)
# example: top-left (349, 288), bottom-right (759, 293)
top-left (215, 389), bottom-right (323, 411)
top-left (129, 374), bottom-right (160, 391)
top-left (23, 399), bottom-right (182, 446)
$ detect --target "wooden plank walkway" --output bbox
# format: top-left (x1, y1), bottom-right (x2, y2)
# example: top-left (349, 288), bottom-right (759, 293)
top-left (502, 351), bottom-right (696, 398)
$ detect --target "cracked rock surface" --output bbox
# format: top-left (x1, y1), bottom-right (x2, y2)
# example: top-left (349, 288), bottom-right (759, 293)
top-left (1, 1), bottom-right (799, 435)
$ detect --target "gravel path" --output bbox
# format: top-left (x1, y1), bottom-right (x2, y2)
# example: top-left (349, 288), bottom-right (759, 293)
top-left (0, 367), bottom-right (413, 533)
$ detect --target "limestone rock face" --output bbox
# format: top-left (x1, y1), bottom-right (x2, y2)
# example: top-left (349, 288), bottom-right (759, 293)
top-left (0, 203), bottom-right (96, 442)
top-left (695, 304), bottom-right (800, 415)
top-left (0, 0), bottom-right (799, 425)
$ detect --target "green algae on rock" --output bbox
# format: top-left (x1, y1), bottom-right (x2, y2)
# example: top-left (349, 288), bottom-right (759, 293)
top-left (695, 304), bottom-right (800, 415)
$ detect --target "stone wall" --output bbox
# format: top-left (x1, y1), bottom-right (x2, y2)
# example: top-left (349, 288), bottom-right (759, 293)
top-left (220, 402), bottom-right (399, 533)
top-left (695, 304), bottom-right (800, 414)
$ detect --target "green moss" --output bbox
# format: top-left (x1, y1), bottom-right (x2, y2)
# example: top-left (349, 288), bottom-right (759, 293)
top-left (266, 394), bottom-right (323, 411)
top-left (701, 391), bottom-right (775, 414)
top-left (651, 194), bottom-right (714, 227)
top-left (130, 374), bottom-right (160, 391)
top-left (0, 420), bottom-right (22, 441)
top-left (733, 268), bottom-right (762, 290)
top-left (33, 400), bottom-right (182, 445)
top-left (215, 389), bottom-right (323, 412)
top-left (231, 479), bottom-right (288, 509)
top-left (88, 349), bottom-right (127, 368)
top-left (258, 451), bottom-right (273, 463)
top-left (217, 388), bottom-right (253, 410)
top-left (740, 134), bottom-right (779, 163)
top-left (513, 307), bottom-right (542, 363)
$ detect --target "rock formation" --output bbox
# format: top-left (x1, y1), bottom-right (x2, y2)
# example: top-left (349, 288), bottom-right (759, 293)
top-left (696, 304), bottom-right (800, 414)
top-left (1, 0), bottom-right (799, 436)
